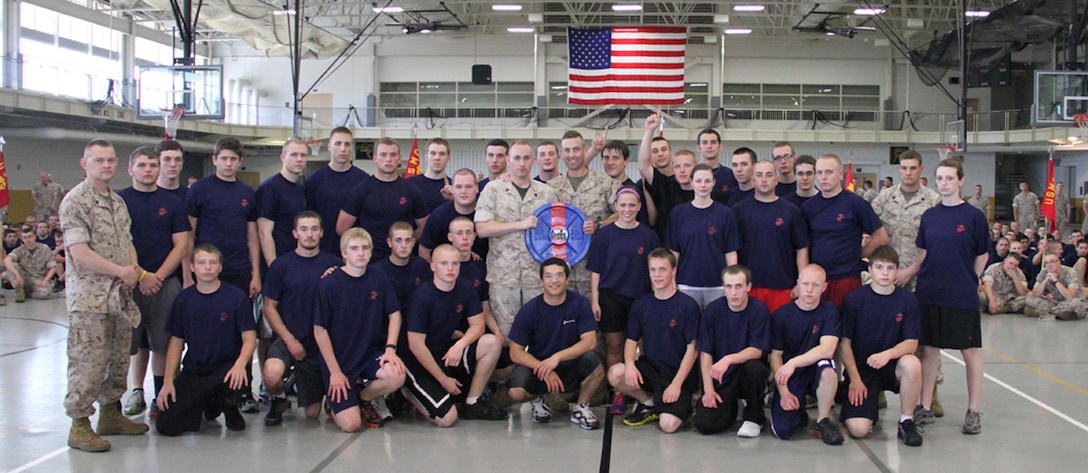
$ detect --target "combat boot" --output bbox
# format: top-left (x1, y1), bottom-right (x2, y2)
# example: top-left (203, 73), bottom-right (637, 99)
top-left (96, 401), bottom-right (150, 435)
top-left (68, 418), bottom-right (110, 452)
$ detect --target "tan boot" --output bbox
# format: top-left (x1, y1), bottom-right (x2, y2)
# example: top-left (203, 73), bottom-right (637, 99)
top-left (68, 418), bottom-right (111, 452)
top-left (14, 287), bottom-right (25, 303)
top-left (96, 402), bottom-right (150, 436)
top-left (932, 388), bottom-right (944, 418)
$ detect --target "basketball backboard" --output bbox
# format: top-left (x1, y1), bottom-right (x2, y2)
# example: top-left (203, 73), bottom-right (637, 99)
top-left (1033, 70), bottom-right (1088, 126)
top-left (137, 65), bottom-right (225, 120)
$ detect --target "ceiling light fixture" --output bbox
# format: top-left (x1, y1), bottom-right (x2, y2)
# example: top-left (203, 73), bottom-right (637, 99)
top-left (373, 6), bottom-right (404, 13)
top-left (966, 10), bottom-right (991, 17)
top-left (612, 4), bottom-right (643, 12)
top-left (507, 27), bottom-right (535, 33)
top-left (854, 8), bottom-right (885, 15)
top-left (733, 5), bottom-right (765, 12)
top-left (724, 28), bottom-right (752, 35)
top-left (492, 4), bottom-right (523, 11)
top-left (272, 9), bottom-right (295, 15)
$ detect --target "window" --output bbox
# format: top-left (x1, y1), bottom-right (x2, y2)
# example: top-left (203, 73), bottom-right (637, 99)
top-left (379, 82), bottom-right (535, 117)
top-left (722, 82), bottom-right (881, 121)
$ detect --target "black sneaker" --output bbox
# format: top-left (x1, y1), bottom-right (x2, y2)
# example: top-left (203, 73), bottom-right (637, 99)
top-left (898, 419), bottom-right (923, 446)
top-left (223, 405), bottom-right (246, 431)
top-left (623, 403), bottom-right (659, 427)
top-left (264, 397), bottom-right (291, 426)
top-left (815, 418), bottom-right (844, 445)
top-left (460, 401), bottom-right (508, 421)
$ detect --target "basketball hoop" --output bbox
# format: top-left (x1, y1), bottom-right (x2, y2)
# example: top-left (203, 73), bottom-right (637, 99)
top-left (305, 140), bottom-right (321, 157)
top-left (1073, 114), bottom-right (1088, 143)
top-left (162, 106), bottom-right (184, 140)
top-left (937, 145), bottom-right (958, 161)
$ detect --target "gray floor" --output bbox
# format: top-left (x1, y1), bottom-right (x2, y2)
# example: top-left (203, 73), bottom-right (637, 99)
top-left (2, 298), bottom-right (1086, 473)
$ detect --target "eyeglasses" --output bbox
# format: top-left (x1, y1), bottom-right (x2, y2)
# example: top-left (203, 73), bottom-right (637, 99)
top-left (772, 153), bottom-right (794, 162)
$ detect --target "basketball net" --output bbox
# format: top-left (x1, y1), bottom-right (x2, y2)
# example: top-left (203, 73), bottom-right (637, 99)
top-left (163, 107), bottom-right (184, 140)
top-left (1073, 114), bottom-right (1088, 143)
top-left (305, 140), bottom-right (321, 157)
top-left (937, 145), bottom-right (958, 161)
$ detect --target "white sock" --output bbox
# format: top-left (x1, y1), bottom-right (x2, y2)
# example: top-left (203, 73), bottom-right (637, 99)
top-left (466, 396), bottom-right (478, 405)
top-left (642, 399), bottom-right (655, 407)
top-left (900, 415), bottom-right (913, 423)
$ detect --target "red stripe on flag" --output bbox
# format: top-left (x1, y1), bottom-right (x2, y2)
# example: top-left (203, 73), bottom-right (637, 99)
top-left (611, 38), bottom-right (687, 46)
top-left (569, 74), bottom-right (685, 82)
top-left (611, 50), bottom-right (685, 58)
top-left (610, 63), bottom-right (685, 70)
top-left (613, 26), bottom-right (687, 34)
top-left (570, 98), bottom-right (686, 105)
top-left (550, 203), bottom-right (567, 261)
top-left (569, 86), bottom-right (685, 94)
top-left (569, 26), bottom-right (687, 105)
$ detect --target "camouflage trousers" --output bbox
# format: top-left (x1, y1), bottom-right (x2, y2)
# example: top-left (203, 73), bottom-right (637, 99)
top-left (1024, 296), bottom-right (1088, 320)
top-left (490, 284), bottom-right (544, 337)
top-left (978, 293), bottom-right (1026, 314)
top-left (64, 310), bottom-right (134, 419)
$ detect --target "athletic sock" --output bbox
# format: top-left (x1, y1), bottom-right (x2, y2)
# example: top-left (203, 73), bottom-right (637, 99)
top-left (153, 376), bottom-right (164, 397)
top-left (900, 415), bottom-right (912, 423)
top-left (465, 397), bottom-right (479, 405)
top-left (642, 399), bottom-right (655, 407)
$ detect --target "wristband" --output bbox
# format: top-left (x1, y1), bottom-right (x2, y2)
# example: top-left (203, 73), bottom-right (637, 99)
top-left (385, 344), bottom-right (398, 351)
top-left (138, 270), bottom-right (148, 283)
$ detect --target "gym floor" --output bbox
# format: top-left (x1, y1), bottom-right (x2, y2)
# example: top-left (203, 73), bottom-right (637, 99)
top-left (1, 298), bottom-right (1085, 473)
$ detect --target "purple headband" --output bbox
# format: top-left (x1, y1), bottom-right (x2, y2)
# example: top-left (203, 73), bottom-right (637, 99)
top-left (616, 187), bottom-right (641, 199)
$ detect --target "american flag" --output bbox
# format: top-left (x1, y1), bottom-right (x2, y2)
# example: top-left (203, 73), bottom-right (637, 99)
top-left (567, 26), bottom-right (687, 105)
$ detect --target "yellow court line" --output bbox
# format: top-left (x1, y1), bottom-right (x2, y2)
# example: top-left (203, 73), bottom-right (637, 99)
top-left (984, 346), bottom-right (1088, 397)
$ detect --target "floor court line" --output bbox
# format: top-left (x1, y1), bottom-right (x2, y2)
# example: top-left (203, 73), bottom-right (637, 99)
top-left (982, 346), bottom-right (1088, 397)
top-left (941, 351), bottom-right (1088, 434)
top-left (4, 446), bottom-right (68, 473)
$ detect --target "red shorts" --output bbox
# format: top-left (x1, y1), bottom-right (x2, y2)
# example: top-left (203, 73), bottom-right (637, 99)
top-left (750, 287), bottom-right (793, 313)
top-left (822, 277), bottom-right (862, 310)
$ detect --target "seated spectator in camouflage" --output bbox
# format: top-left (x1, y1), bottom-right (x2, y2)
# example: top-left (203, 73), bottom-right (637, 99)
top-left (3, 224), bottom-right (58, 302)
top-left (979, 253), bottom-right (1028, 314)
top-left (1025, 253), bottom-right (1087, 321)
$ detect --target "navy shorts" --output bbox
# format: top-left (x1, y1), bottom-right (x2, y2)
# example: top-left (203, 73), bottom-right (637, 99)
top-left (838, 361), bottom-right (901, 423)
top-left (507, 351), bottom-right (601, 396)
top-left (323, 352), bottom-right (382, 414)
top-left (771, 359), bottom-right (836, 440)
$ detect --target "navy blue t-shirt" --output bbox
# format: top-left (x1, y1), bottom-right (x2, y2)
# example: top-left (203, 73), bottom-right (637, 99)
top-left (419, 201), bottom-right (489, 258)
top-left (771, 300), bottom-right (841, 363)
top-left (509, 291), bottom-right (596, 360)
top-left (167, 283), bottom-right (256, 375)
top-left (477, 177), bottom-right (491, 193)
top-left (340, 177), bottom-right (429, 260)
top-left (802, 191), bottom-right (883, 280)
top-left (163, 185), bottom-right (187, 204)
top-left (263, 250), bottom-right (342, 348)
top-left (734, 198), bottom-right (809, 289)
top-left (119, 187), bottom-right (191, 274)
top-left (627, 291), bottom-right (700, 374)
top-left (698, 297), bottom-right (771, 386)
top-left (666, 202), bottom-right (740, 287)
top-left (35, 234), bottom-right (56, 249)
top-left (711, 166), bottom-right (739, 203)
top-left (459, 258), bottom-right (490, 303)
top-left (372, 256), bottom-right (433, 310)
top-left (782, 191), bottom-right (813, 209)
top-left (776, 181), bottom-right (797, 197)
top-left (645, 168), bottom-right (694, 240)
top-left (406, 174), bottom-right (451, 213)
top-left (305, 165), bottom-right (369, 255)
top-left (257, 173), bottom-right (307, 258)
top-left (586, 223), bottom-right (660, 298)
top-left (314, 268), bottom-right (399, 378)
top-left (915, 202), bottom-right (990, 309)
top-left (841, 286), bottom-right (921, 363)
top-left (187, 176), bottom-right (258, 275)
top-left (723, 187), bottom-right (755, 208)
top-left (405, 279), bottom-right (484, 355)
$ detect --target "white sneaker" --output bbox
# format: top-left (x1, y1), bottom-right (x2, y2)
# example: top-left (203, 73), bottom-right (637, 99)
top-left (372, 395), bottom-right (393, 422)
top-left (123, 389), bottom-right (146, 416)
top-left (737, 420), bottom-right (762, 438)
top-left (531, 397), bottom-right (552, 423)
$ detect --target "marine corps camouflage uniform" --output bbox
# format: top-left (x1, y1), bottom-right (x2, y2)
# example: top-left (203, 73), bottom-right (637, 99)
top-left (967, 195), bottom-right (990, 221)
top-left (7, 242), bottom-right (58, 299)
top-left (979, 262), bottom-right (1027, 314)
top-left (870, 184), bottom-right (941, 290)
top-left (548, 169), bottom-right (619, 296)
top-left (1055, 192), bottom-right (1070, 234)
top-left (1013, 191), bottom-right (1040, 230)
top-left (475, 179), bottom-right (557, 335)
top-left (60, 180), bottom-right (141, 419)
top-left (1026, 265), bottom-right (1087, 320)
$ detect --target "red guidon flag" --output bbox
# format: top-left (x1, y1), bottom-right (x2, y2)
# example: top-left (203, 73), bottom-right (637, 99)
top-left (1041, 157), bottom-right (1057, 233)
top-left (844, 162), bottom-right (856, 193)
top-left (0, 149), bottom-right (9, 208)
top-left (567, 26), bottom-right (686, 105)
top-left (403, 136), bottom-right (421, 178)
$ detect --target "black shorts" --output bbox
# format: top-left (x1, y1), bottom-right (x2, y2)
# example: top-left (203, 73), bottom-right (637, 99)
top-left (598, 289), bottom-right (634, 334)
top-left (633, 358), bottom-right (696, 420)
top-left (323, 352), bottom-right (383, 414)
top-left (266, 338), bottom-right (324, 408)
top-left (507, 351), bottom-right (601, 395)
top-left (771, 359), bottom-right (836, 440)
top-left (920, 304), bottom-right (982, 349)
top-left (402, 342), bottom-right (479, 419)
top-left (839, 361), bottom-right (901, 423)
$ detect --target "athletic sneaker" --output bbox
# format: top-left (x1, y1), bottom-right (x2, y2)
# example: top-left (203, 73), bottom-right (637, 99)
top-left (962, 409), bottom-right (983, 435)
top-left (737, 420), bottom-right (762, 438)
top-left (913, 405), bottom-right (936, 424)
top-left (264, 397), bottom-right (291, 426)
top-left (223, 405), bottom-right (246, 431)
top-left (815, 418), bottom-right (844, 445)
top-left (257, 385), bottom-right (271, 407)
top-left (898, 419), bottom-right (923, 446)
top-left (610, 393), bottom-right (627, 415)
top-left (359, 399), bottom-right (385, 428)
top-left (570, 404), bottom-right (601, 430)
top-left (623, 403), bottom-right (658, 427)
top-left (240, 391), bottom-right (260, 413)
top-left (460, 401), bottom-right (508, 421)
top-left (372, 395), bottom-right (393, 423)
top-left (123, 389), bottom-right (146, 416)
top-left (148, 403), bottom-right (159, 420)
top-left (530, 397), bottom-right (552, 423)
